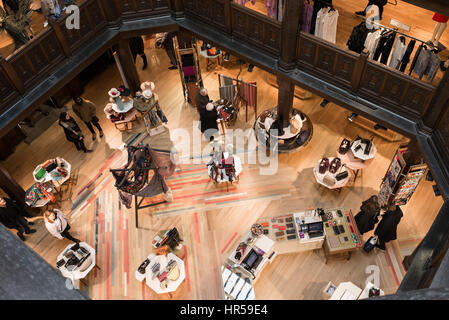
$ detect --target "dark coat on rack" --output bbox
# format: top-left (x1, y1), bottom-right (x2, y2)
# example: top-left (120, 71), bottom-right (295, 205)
top-left (374, 206), bottom-right (403, 243)
top-left (355, 197), bottom-right (380, 234)
top-left (199, 108), bottom-right (218, 133)
top-left (59, 117), bottom-right (83, 143)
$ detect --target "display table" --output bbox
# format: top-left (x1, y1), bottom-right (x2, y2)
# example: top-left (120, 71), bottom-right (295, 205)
top-left (207, 154), bottom-right (242, 184)
top-left (135, 253), bottom-right (156, 282)
top-left (57, 242), bottom-right (96, 286)
top-left (25, 181), bottom-right (55, 208)
top-left (111, 99), bottom-right (134, 114)
top-left (200, 49), bottom-right (222, 71)
top-left (322, 208), bottom-right (362, 263)
top-left (254, 107), bottom-right (313, 153)
top-left (338, 138), bottom-right (376, 181)
top-left (144, 253), bottom-right (186, 295)
top-left (33, 157), bottom-right (71, 188)
top-left (329, 282), bottom-right (363, 300)
top-left (358, 282), bottom-right (385, 299)
top-left (313, 157), bottom-right (351, 191)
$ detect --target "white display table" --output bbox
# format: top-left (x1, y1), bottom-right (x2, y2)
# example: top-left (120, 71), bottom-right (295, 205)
top-left (350, 139), bottom-right (377, 160)
top-left (313, 157), bottom-right (350, 189)
top-left (145, 253), bottom-right (186, 294)
top-left (33, 157), bottom-right (71, 187)
top-left (208, 154), bottom-right (242, 184)
top-left (329, 281), bottom-right (363, 300)
top-left (263, 113), bottom-right (303, 139)
top-left (57, 242), bottom-right (96, 285)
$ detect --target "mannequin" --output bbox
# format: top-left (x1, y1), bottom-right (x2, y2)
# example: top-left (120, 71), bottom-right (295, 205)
top-left (429, 12), bottom-right (448, 47)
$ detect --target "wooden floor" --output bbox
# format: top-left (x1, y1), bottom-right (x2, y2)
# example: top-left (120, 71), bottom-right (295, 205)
top-left (0, 33), bottom-right (444, 299)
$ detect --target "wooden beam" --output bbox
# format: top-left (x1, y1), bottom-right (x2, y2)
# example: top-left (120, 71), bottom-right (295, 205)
top-left (279, 0), bottom-right (302, 71)
top-left (277, 74), bottom-right (294, 128)
top-left (116, 38), bottom-right (141, 94)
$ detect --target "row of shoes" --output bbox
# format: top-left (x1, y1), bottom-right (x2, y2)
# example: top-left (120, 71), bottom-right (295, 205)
top-left (319, 157), bottom-right (342, 174)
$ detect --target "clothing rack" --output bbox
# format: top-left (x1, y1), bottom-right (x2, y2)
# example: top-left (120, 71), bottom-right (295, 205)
top-left (360, 17), bottom-right (439, 49)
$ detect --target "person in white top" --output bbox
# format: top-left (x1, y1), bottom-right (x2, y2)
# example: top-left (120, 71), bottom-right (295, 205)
top-left (44, 209), bottom-right (80, 243)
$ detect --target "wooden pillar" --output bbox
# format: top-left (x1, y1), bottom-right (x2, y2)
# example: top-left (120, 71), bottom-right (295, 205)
top-left (0, 55), bottom-right (25, 94)
top-left (0, 164), bottom-right (31, 214)
top-left (116, 39), bottom-right (141, 94)
top-left (224, 0), bottom-right (232, 34)
top-left (351, 50), bottom-right (368, 93)
top-left (279, 0), bottom-right (302, 71)
top-left (277, 74), bottom-right (295, 128)
top-left (423, 69), bottom-right (449, 131)
top-left (170, 0), bottom-right (184, 19)
top-left (98, 0), bottom-right (122, 27)
top-left (48, 19), bottom-right (72, 58)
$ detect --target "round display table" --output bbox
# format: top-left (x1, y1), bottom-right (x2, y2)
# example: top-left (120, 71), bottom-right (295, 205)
top-left (145, 253), bottom-right (186, 295)
top-left (313, 157), bottom-right (351, 192)
top-left (337, 138), bottom-right (376, 181)
top-left (57, 242), bottom-right (96, 287)
top-left (254, 107), bottom-right (313, 153)
top-left (207, 154), bottom-right (242, 184)
top-left (33, 157), bottom-right (71, 187)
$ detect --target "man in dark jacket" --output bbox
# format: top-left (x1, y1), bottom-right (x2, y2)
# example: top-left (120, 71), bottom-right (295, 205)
top-left (374, 203), bottom-right (403, 250)
top-left (162, 32), bottom-right (178, 70)
top-left (59, 112), bottom-right (92, 153)
top-left (355, 195), bottom-right (380, 235)
top-left (195, 88), bottom-right (211, 114)
top-left (72, 97), bottom-right (103, 141)
top-left (0, 197), bottom-right (36, 241)
top-left (129, 36), bottom-right (148, 70)
top-left (199, 103), bottom-right (219, 141)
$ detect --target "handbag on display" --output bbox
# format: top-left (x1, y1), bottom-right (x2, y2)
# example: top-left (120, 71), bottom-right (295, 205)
top-left (290, 116), bottom-right (301, 134)
top-left (364, 138), bottom-right (373, 155)
top-left (338, 139), bottom-right (351, 155)
top-left (319, 158), bottom-right (330, 174)
top-left (335, 170), bottom-right (349, 181)
top-left (138, 258), bottom-right (150, 274)
top-left (167, 264), bottom-right (180, 281)
top-left (363, 236), bottom-right (378, 253)
top-left (323, 174), bottom-right (335, 186)
top-left (329, 158), bottom-right (342, 174)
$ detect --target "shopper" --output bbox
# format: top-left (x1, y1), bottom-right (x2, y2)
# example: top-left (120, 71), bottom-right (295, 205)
top-left (374, 203), bottom-right (403, 250)
top-left (0, 197), bottom-right (36, 241)
top-left (199, 103), bottom-right (219, 140)
top-left (72, 97), bottom-right (104, 141)
top-left (195, 87), bottom-right (211, 113)
top-left (43, 209), bottom-right (80, 243)
top-left (59, 112), bottom-right (92, 153)
top-left (354, 195), bottom-right (380, 234)
top-left (129, 36), bottom-right (148, 70)
top-left (355, 0), bottom-right (387, 21)
top-left (161, 31), bottom-right (178, 70)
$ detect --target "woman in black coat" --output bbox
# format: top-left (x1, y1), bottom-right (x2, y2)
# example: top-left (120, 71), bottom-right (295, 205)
top-left (199, 103), bottom-right (219, 141)
top-left (374, 204), bottom-right (403, 250)
top-left (355, 195), bottom-right (380, 235)
top-left (59, 112), bottom-right (92, 153)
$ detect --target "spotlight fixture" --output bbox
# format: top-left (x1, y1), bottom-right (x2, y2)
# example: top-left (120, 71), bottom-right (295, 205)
top-left (248, 64), bottom-right (254, 72)
top-left (373, 124), bottom-right (387, 131)
top-left (320, 99), bottom-right (329, 107)
top-left (348, 113), bottom-right (358, 122)
top-left (224, 52), bottom-right (230, 61)
top-left (433, 185), bottom-right (441, 197)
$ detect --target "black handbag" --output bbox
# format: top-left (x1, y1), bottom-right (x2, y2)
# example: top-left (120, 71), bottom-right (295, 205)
top-left (335, 170), bottom-right (348, 181)
top-left (338, 138), bottom-right (351, 154)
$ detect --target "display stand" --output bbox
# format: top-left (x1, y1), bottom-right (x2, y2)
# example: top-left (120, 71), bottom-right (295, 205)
top-left (313, 157), bottom-right (351, 192)
top-left (200, 49), bottom-right (223, 71)
top-left (378, 146), bottom-right (407, 208)
top-left (144, 253), bottom-right (186, 296)
top-left (174, 38), bottom-right (203, 107)
top-left (338, 137), bottom-right (376, 181)
top-left (392, 163), bottom-right (427, 206)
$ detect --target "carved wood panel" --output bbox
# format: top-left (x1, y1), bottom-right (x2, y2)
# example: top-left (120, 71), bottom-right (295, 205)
top-left (86, 0), bottom-right (105, 25)
top-left (248, 16), bottom-right (264, 44)
top-left (402, 84), bottom-right (433, 116)
top-left (297, 37), bottom-right (316, 66)
top-left (136, 0), bottom-right (152, 11)
top-left (360, 64), bottom-right (386, 95)
top-left (264, 23), bottom-right (280, 52)
top-left (0, 69), bottom-right (15, 108)
top-left (334, 54), bottom-right (356, 83)
top-left (316, 46), bottom-right (336, 75)
top-left (122, 0), bottom-right (136, 14)
top-left (379, 75), bottom-right (407, 106)
top-left (185, 0), bottom-right (225, 29)
top-left (152, 0), bottom-right (169, 9)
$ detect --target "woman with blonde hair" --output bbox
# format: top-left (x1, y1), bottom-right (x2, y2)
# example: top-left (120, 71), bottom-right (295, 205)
top-left (43, 209), bottom-right (80, 243)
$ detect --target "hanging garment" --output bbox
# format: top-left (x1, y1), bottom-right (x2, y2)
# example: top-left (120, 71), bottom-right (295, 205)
top-left (372, 31), bottom-right (396, 64)
top-left (277, 0), bottom-right (284, 21)
top-left (219, 74), bottom-right (234, 87)
top-left (301, 1), bottom-right (314, 33)
top-left (399, 39), bottom-right (416, 72)
top-left (323, 8), bottom-right (339, 44)
top-left (219, 85), bottom-right (236, 102)
top-left (310, 0), bottom-right (331, 35)
top-left (412, 46), bottom-right (430, 79)
top-left (240, 81), bottom-right (257, 108)
top-left (347, 22), bottom-right (371, 53)
top-left (389, 36), bottom-right (407, 69)
top-left (266, 0), bottom-right (278, 19)
top-left (409, 43), bottom-right (424, 75)
top-left (424, 52), bottom-right (441, 82)
top-left (314, 7), bottom-right (327, 39)
top-left (364, 29), bottom-right (382, 59)
top-left (155, 103), bottom-right (168, 123)
top-left (234, 0), bottom-right (256, 5)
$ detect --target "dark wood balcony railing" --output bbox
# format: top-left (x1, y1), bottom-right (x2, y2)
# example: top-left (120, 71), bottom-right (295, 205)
top-left (297, 32), bottom-right (436, 122)
top-left (121, 0), bottom-right (170, 19)
top-left (184, 0), bottom-right (226, 32)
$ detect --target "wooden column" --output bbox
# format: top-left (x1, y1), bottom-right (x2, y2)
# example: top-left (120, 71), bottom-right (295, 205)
top-left (170, 0), bottom-right (184, 19)
top-left (351, 50), bottom-right (368, 93)
top-left (224, 0), bottom-right (232, 34)
top-left (0, 55), bottom-right (24, 94)
top-left (279, 0), bottom-right (302, 71)
top-left (98, 0), bottom-right (122, 27)
top-left (277, 74), bottom-right (295, 128)
top-left (423, 69), bottom-right (449, 130)
top-left (116, 39), bottom-right (141, 94)
top-left (0, 164), bottom-right (31, 215)
top-left (48, 19), bottom-right (72, 58)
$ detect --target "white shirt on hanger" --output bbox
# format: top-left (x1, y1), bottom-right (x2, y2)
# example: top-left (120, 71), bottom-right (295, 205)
top-left (315, 7), bottom-right (339, 44)
top-left (364, 29), bottom-right (382, 59)
top-left (389, 38), bottom-right (407, 69)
